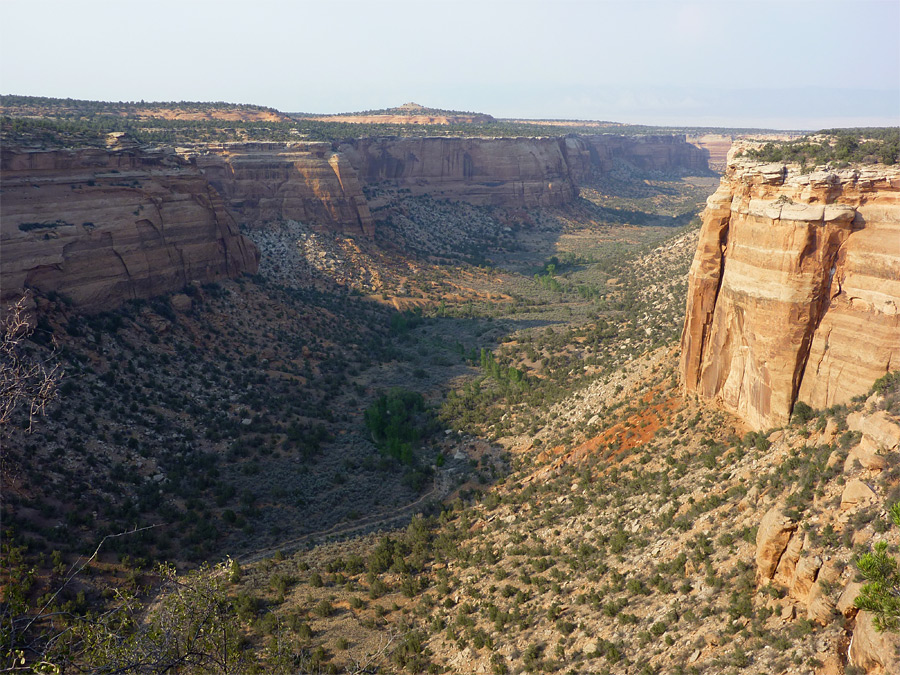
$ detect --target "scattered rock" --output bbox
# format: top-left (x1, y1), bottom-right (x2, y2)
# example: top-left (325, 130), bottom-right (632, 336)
top-left (840, 479), bottom-right (877, 510)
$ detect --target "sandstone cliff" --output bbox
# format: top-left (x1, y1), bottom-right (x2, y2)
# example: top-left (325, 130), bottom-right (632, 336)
top-left (340, 136), bottom-right (577, 207)
top-left (1, 145), bottom-right (259, 312)
top-left (190, 142), bottom-right (374, 235)
top-left (681, 150), bottom-right (900, 429)
top-left (339, 134), bottom-right (708, 208)
top-left (687, 134), bottom-right (734, 172)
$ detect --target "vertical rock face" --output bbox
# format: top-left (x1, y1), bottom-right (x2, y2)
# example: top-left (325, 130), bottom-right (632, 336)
top-left (1, 146), bottom-right (259, 311)
top-left (191, 143), bottom-right (374, 235)
top-left (339, 134), bottom-right (709, 208)
top-left (849, 611), bottom-right (900, 674)
top-left (681, 152), bottom-right (900, 429)
top-left (339, 136), bottom-right (579, 207)
top-left (575, 134), bottom-right (710, 176)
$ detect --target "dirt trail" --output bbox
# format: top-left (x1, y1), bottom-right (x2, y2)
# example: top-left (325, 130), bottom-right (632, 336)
top-left (236, 473), bottom-right (446, 565)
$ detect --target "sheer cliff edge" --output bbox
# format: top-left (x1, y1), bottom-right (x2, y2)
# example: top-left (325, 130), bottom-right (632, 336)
top-left (680, 148), bottom-right (900, 429)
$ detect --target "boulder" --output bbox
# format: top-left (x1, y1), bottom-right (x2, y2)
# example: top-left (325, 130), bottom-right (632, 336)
top-left (790, 555), bottom-right (822, 603)
top-left (806, 581), bottom-right (836, 625)
top-left (844, 435), bottom-right (889, 472)
top-left (849, 611), bottom-right (900, 674)
top-left (170, 293), bottom-right (193, 313)
top-left (861, 411), bottom-right (900, 450)
top-left (774, 533), bottom-right (804, 587)
top-left (836, 581), bottom-right (863, 618)
top-left (841, 479), bottom-right (877, 511)
top-left (756, 506), bottom-right (799, 581)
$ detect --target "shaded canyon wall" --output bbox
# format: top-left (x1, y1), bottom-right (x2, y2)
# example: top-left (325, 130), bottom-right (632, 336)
top-left (1, 146), bottom-right (259, 311)
top-left (339, 134), bottom-right (709, 207)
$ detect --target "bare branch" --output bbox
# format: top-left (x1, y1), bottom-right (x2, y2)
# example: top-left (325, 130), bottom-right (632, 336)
top-left (0, 293), bottom-right (61, 432)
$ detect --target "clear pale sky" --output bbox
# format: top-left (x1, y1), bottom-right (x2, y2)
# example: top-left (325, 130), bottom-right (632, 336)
top-left (1, 0), bottom-right (898, 129)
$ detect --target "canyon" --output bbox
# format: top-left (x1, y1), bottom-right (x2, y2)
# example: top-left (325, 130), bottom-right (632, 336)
top-left (3, 108), bottom-right (898, 674)
top-left (681, 147), bottom-right (900, 429)
top-left (1, 132), bottom-right (707, 310)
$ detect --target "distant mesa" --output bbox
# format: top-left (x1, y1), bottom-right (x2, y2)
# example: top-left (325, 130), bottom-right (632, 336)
top-left (296, 103), bottom-right (496, 126)
top-left (0, 95), bottom-right (291, 124)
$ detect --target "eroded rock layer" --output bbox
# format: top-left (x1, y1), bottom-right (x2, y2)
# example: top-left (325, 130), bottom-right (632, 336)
top-left (340, 136), bottom-right (578, 207)
top-left (1, 133), bottom-right (707, 314)
top-left (681, 152), bottom-right (900, 429)
top-left (190, 143), bottom-right (374, 235)
top-left (1, 146), bottom-right (259, 311)
top-left (339, 134), bottom-right (708, 207)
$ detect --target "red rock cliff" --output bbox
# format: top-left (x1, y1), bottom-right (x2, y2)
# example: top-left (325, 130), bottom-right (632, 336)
top-left (339, 137), bottom-right (578, 207)
top-left (339, 134), bottom-right (709, 208)
top-left (681, 152), bottom-right (900, 429)
top-left (1, 145), bottom-right (259, 312)
top-left (191, 142), bottom-right (374, 235)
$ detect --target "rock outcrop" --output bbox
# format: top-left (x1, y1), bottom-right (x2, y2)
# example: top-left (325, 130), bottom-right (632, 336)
top-left (849, 611), bottom-right (900, 674)
top-left (756, 504), bottom-right (798, 581)
top-left (1, 145), bottom-right (259, 311)
top-left (681, 150), bottom-right (900, 429)
top-left (189, 143), bottom-right (374, 235)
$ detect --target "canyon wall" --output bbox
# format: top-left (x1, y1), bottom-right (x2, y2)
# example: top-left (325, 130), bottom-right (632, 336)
top-left (681, 152), bottom-right (900, 429)
top-left (338, 134), bottom-right (709, 207)
top-left (190, 142), bottom-right (374, 235)
top-left (1, 145), bottom-right (259, 312)
top-left (1, 133), bottom-right (706, 314)
top-left (339, 136), bottom-right (578, 207)
top-left (572, 134), bottom-right (710, 177)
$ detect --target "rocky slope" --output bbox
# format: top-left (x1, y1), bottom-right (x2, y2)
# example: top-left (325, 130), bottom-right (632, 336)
top-left (1, 142), bottom-right (259, 311)
top-left (232, 358), bottom-right (899, 675)
top-left (681, 150), bottom-right (900, 429)
top-left (188, 142), bottom-right (375, 235)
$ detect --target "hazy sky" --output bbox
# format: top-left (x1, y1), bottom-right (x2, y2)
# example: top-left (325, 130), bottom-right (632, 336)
top-left (2, 0), bottom-right (898, 129)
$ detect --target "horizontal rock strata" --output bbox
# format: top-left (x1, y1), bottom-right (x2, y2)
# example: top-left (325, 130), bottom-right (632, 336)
top-left (1, 146), bottom-right (258, 311)
top-left (189, 142), bottom-right (374, 235)
top-left (681, 150), bottom-right (900, 429)
top-left (339, 134), bottom-right (708, 208)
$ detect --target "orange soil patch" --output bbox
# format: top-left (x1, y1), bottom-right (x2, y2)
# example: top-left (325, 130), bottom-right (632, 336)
top-left (528, 385), bottom-right (683, 482)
